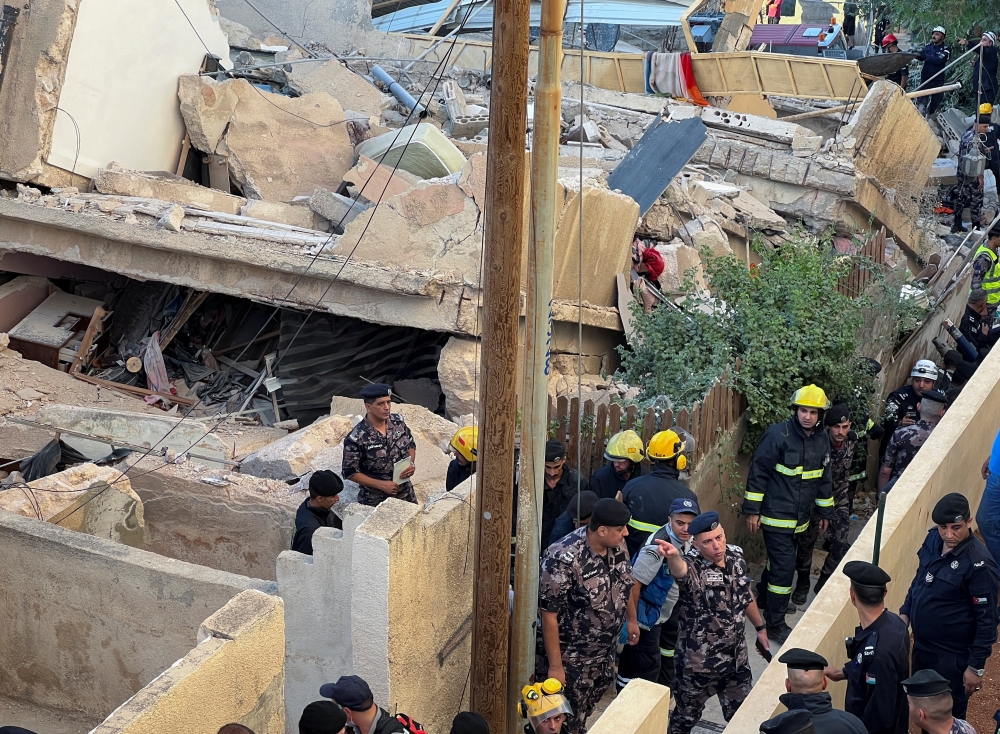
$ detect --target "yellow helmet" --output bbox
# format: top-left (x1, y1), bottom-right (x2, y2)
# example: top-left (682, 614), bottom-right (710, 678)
top-left (647, 429), bottom-right (688, 471)
top-left (604, 429), bottom-right (645, 462)
top-left (791, 384), bottom-right (830, 410)
top-left (981, 102), bottom-right (994, 116)
top-left (450, 426), bottom-right (478, 463)
top-left (518, 679), bottom-right (573, 730)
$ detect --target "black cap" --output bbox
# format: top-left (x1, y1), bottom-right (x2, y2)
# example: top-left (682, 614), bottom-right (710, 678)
top-left (590, 498), bottom-right (631, 528)
top-left (943, 350), bottom-right (964, 367)
top-left (954, 361), bottom-right (976, 385)
top-left (310, 470), bottom-right (344, 497)
top-left (320, 676), bottom-right (374, 710)
top-left (565, 490), bottom-right (600, 520)
top-left (670, 497), bottom-right (700, 516)
top-left (932, 493), bottom-right (971, 524)
top-left (920, 389), bottom-right (947, 404)
top-left (843, 560), bottom-right (891, 587)
top-left (990, 223), bottom-right (1000, 239)
top-left (450, 712), bottom-right (490, 734)
top-left (688, 510), bottom-right (721, 537)
top-left (902, 669), bottom-right (952, 697)
top-left (759, 709), bottom-right (814, 734)
top-left (778, 648), bottom-right (828, 670)
top-left (824, 404), bottom-right (851, 426)
top-left (299, 701), bottom-right (348, 734)
top-left (545, 439), bottom-right (567, 463)
top-left (360, 383), bottom-right (392, 402)
top-left (945, 386), bottom-right (963, 406)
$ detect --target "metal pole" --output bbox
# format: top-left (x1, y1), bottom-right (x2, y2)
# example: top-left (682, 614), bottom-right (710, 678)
top-left (915, 41), bottom-right (982, 93)
top-left (872, 491), bottom-right (887, 566)
top-left (780, 82), bottom-right (960, 122)
top-left (508, 0), bottom-right (565, 726)
top-left (403, 0), bottom-right (496, 72)
top-left (471, 0), bottom-right (530, 726)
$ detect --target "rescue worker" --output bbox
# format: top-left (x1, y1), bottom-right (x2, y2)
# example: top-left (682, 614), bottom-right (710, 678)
top-left (882, 34), bottom-right (909, 88)
top-left (320, 676), bottom-right (405, 734)
top-left (743, 385), bottom-right (833, 643)
top-left (547, 490), bottom-right (599, 547)
top-left (540, 440), bottom-right (584, 550)
top-left (949, 110), bottom-right (992, 232)
top-left (900, 493), bottom-right (1000, 719)
top-left (518, 679), bottom-right (572, 734)
top-left (970, 224), bottom-right (1000, 319)
top-left (848, 359), bottom-right (884, 514)
top-left (446, 426), bottom-right (477, 491)
top-left (903, 670), bottom-right (978, 734)
top-left (777, 648), bottom-right (866, 734)
top-left (588, 430), bottom-right (644, 500)
top-left (825, 561), bottom-right (909, 734)
top-left (620, 429), bottom-right (698, 558)
top-left (915, 27), bottom-right (951, 116)
top-left (342, 384), bottom-right (417, 507)
top-left (658, 511), bottom-right (770, 734)
top-left (291, 470), bottom-right (344, 555)
top-left (962, 31), bottom-right (999, 104)
top-left (298, 701), bottom-right (347, 734)
top-left (957, 289), bottom-right (1000, 360)
top-left (759, 710), bottom-right (815, 734)
top-left (880, 360), bottom-right (939, 461)
top-left (617, 497), bottom-right (699, 692)
top-left (793, 404), bottom-right (857, 602)
top-left (536, 499), bottom-right (637, 734)
top-left (968, 102), bottom-right (1000, 188)
top-left (878, 389), bottom-right (948, 491)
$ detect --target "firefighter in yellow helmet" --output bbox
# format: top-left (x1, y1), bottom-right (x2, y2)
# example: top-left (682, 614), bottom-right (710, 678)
top-left (518, 679), bottom-right (573, 734)
top-left (446, 426), bottom-right (478, 491)
top-left (588, 429), bottom-right (644, 500)
top-left (742, 385), bottom-right (834, 643)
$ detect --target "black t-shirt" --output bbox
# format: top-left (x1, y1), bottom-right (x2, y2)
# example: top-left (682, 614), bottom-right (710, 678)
top-left (291, 498), bottom-right (343, 555)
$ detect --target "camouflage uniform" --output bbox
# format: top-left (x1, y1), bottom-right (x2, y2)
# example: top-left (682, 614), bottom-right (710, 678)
top-left (881, 419), bottom-right (936, 485)
top-left (341, 414), bottom-right (417, 506)
top-left (795, 433), bottom-right (858, 582)
top-left (949, 129), bottom-right (985, 228)
top-left (668, 544), bottom-right (754, 734)
top-left (536, 526), bottom-right (634, 734)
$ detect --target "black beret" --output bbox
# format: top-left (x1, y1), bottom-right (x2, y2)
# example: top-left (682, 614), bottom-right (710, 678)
top-left (565, 490), bottom-right (600, 520)
top-left (843, 560), bottom-right (891, 587)
top-left (360, 383), bottom-right (392, 401)
top-left (688, 510), bottom-right (721, 536)
top-left (299, 701), bottom-right (348, 734)
top-left (990, 223), bottom-right (1000, 239)
top-left (778, 648), bottom-right (828, 670)
top-left (945, 387), bottom-right (963, 406)
top-left (824, 404), bottom-right (851, 426)
top-left (932, 493), bottom-right (971, 524)
top-left (310, 470), bottom-right (344, 497)
top-left (545, 439), bottom-right (567, 463)
top-left (759, 709), bottom-right (814, 734)
top-left (920, 389), bottom-right (947, 404)
top-left (591, 498), bottom-right (631, 528)
top-left (902, 669), bottom-right (952, 697)
top-left (450, 712), bottom-right (490, 734)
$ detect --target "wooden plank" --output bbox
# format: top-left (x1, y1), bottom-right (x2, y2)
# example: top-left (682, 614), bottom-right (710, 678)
top-left (175, 134), bottom-right (191, 177)
top-left (594, 402), bottom-right (609, 471)
top-left (556, 396), bottom-right (569, 445)
top-left (567, 398), bottom-right (581, 470)
top-left (69, 306), bottom-right (107, 374)
top-left (626, 405), bottom-right (638, 430)
top-left (641, 407), bottom-right (656, 450)
top-left (662, 408), bottom-right (674, 431)
top-left (581, 400), bottom-right (596, 477)
top-left (160, 290), bottom-right (209, 351)
top-left (690, 402), bottom-right (702, 462)
top-left (609, 403), bottom-right (622, 435)
top-left (73, 372), bottom-right (197, 406)
top-left (676, 407), bottom-right (689, 433)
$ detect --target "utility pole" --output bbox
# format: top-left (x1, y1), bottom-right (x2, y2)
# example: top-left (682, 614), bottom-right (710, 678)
top-left (470, 0), bottom-right (530, 729)
top-left (508, 0), bottom-right (564, 728)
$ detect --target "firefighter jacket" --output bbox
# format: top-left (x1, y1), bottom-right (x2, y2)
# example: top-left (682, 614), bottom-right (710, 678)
top-left (742, 416), bottom-right (834, 533)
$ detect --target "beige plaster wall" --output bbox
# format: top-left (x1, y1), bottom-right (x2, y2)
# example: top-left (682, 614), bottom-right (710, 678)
top-left (589, 679), bottom-right (671, 734)
top-left (723, 344), bottom-right (1000, 731)
top-left (92, 590), bottom-right (285, 734)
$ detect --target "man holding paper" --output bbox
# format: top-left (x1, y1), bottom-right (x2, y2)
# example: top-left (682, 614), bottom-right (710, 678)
top-left (342, 383), bottom-right (418, 506)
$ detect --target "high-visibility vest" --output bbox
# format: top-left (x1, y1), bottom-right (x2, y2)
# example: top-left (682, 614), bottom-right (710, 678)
top-left (974, 245), bottom-right (1000, 306)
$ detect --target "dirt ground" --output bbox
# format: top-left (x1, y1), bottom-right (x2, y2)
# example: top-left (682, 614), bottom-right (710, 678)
top-left (964, 638), bottom-right (1000, 734)
top-left (0, 695), bottom-right (96, 734)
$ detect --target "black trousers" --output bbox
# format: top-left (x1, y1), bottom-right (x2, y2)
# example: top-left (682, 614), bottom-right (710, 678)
top-left (758, 528), bottom-right (796, 624)
top-left (617, 623), bottom-right (661, 691)
top-left (659, 603), bottom-right (681, 690)
top-left (912, 647), bottom-right (968, 719)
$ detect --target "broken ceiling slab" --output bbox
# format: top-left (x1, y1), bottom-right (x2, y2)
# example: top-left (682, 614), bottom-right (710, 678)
top-left (309, 189), bottom-right (372, 228)
top-left (95, 164), bottom-right (247, 215)
top-left (46, 0), bottom-right (232, 179)
top-left (241, 414), bottom-right (355, 480)
top-left (559, 81), bottom-right (666, 116)
top-left (344, 155), bottom-right (422, 201)
top-left (242, 199), bottom-right (328, 230)
top-left (287, 58), bottom-right (384, 117)
top-left (698, 107), bottom-right (806, 145)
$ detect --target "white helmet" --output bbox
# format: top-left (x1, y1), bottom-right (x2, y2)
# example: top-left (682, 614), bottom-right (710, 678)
top-left (911, 359), bottom-right (939, 379)
top-left (932, 26), bottom-right (946, 35)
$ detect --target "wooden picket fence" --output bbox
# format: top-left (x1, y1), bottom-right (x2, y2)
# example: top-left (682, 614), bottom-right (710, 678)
top-left (836, 227), bottom-right (886, 298)
top-left (551, 365), bottom-right (748, 478)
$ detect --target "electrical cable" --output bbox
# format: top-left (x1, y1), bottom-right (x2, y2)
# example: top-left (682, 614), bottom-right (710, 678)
top-left (237, 0), bottom-right (319, 58)
top-left (54, 107), bottom-right (81, 178)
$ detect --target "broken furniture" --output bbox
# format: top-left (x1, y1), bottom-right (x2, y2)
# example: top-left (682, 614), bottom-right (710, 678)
top-left (7, 291), bottom-right (110, 370)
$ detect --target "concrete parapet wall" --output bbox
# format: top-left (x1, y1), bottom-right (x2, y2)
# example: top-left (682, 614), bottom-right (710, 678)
top-left (92, 589), bottom-right (285, 734)
top-left (0, 511), bottom-right (275, 722)
top-left (723, 344), bottom-right (1000, 731)
top-left (590, 679), bottom-right (670, 734)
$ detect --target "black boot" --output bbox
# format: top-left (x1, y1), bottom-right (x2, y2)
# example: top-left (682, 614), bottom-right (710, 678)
top-left (767, 621), bottom-right (793, 644)
top-left (792, 574), bottom-right (810, 606)
top-left (951, 219), bottom-right (969, 233)
top-left (814, 571), bottom-right (832, 595)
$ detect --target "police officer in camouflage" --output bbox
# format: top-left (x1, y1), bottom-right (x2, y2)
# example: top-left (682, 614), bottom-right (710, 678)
top-left (658, 511), bottom-right (770, 734)
top-left (536, 499), bottom-right (637, 734)
top-left (878, 390), bottom-right (947, 492)
top-left (342, 384), bottom-right (417, 506)
top-left (879, 360), bottom-right (938, 461)
top-left (793, 405), bottom-right (857, 602)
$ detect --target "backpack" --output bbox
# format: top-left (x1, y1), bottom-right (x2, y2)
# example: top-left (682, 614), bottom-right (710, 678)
top-left (395, 713), bottom-right (428, 734)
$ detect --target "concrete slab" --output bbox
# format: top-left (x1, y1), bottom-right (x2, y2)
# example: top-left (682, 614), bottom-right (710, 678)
top-left (240, 414), bottom-right (355, 479)
top-left (288, 59), bottom-right (384, 117)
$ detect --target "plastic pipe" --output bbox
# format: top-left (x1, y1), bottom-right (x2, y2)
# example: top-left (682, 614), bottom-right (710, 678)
top-left (371, 65), bottom-right (427, 117)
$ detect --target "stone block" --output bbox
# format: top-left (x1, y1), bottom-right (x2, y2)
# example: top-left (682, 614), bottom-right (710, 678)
top-left (655, 242), bottom-right (707, 292)
top-left (446, 114), bottom-right (490, 139)
top-left (241, 199), bottom-right (326, 230)
top-left (343, 155), bottom-right (421, 201)
top-left (178, 74), bottom-right (240, 154)
top-left (94, 164), bottom-right (247, 215)
top-left (287, 59), bottom-right (383, 117)
top-left (309, 188), bottom-right (372, 227)
top-left (438, 337), bottom-right (481, 419)
top-left (680, 216), bottom-right (732, 257)
top-left (803, 165), bottom-right (856, 196)
top-left (732, 191), bottom-right (787, 230)
top-left (158, 204), bottom-right (185, 232)
top-left (636, 202), bottom-right (677, 241)
top-left (240, 415), bottom-right (356, 480)
top-left (0, 463), bottom-right (145, 547)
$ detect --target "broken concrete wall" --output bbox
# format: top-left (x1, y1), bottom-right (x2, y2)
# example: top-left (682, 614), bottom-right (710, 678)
top-left (0, 510), bottom-right (275, 723)
top-left (0, 275), bottom-right (52, 332)
top-left (91, 590), bottom-right (285, 734)
top-left (0, 463), bottom-right (145, 547)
